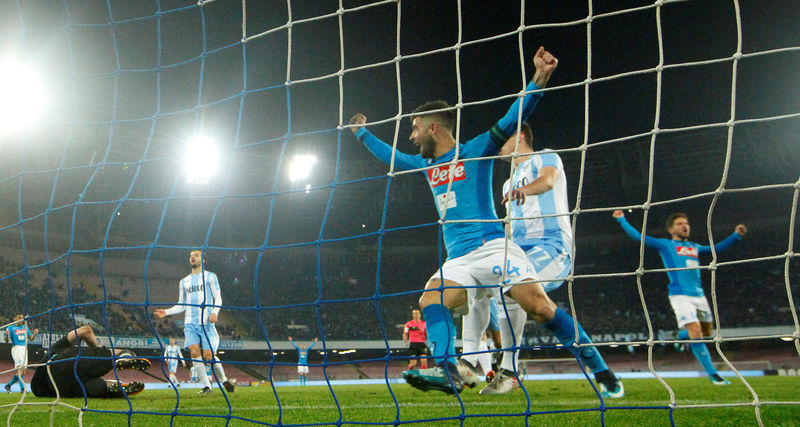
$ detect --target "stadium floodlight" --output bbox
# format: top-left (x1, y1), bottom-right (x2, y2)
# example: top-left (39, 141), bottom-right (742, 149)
top-left (0, 60), bottom-right (45, 135)
top-left (288, 154), bottom-right (317, 182)
top-left (183, 135), bottom-right (218, 184)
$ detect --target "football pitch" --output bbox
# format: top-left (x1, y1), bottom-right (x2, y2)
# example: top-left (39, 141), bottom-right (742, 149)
top-left (1, 377), bottom-right (798, 426)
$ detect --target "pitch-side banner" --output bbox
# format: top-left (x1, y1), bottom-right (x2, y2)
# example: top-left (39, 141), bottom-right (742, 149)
top-left (32, 334), bottom-right (243, 350)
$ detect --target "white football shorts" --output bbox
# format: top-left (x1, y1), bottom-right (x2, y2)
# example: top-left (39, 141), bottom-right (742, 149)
top-left (669, 294), bottom-right (713, 328)
top-left (426, 238), bottom-right (538, 316)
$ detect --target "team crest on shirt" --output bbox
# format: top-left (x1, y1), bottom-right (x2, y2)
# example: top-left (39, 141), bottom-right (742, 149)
top-left (427, 162), bottom-right (466, 187)
top-left (675, 246), bottom-right (698, 258)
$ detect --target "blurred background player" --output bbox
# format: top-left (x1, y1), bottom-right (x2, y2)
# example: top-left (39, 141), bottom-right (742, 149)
top-left (4, 314), bottom-right (38, 392)
top-left (403, 309), bottom-right (428, 370)
top-left (477, 123), bottom-right (623, 397)
top-left (163, 337), bottom-right (186, 387)
top-left (30, 325), bottom-right (149, 398)
top-left (154, 249), bottom-right (234, 395)
top-left (613, 210), bottom-right (746, 385)
top-left (288, 336), bottom-right (317, 385)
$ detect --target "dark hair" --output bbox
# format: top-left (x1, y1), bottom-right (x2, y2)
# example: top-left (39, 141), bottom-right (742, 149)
top-left (411, 100), bottom-right (456, 131)
top-left (666, 213), bottom-right (688, 230)
top-left (518, 122), bottom-right (533, 148)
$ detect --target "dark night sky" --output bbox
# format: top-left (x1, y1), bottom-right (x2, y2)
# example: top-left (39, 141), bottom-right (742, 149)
top-left (0, 0), bottom-right (798, 266)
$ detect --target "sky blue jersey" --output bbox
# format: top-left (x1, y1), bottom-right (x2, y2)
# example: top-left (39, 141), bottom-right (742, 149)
top-left (292, 341), bottom-right (316, 365)
top-left (164, 270), bottom-right (222, 324)
top-left (7, 324), bottom-right (30, 346)
top-left (356, 80), bottom-right (544, 260)
top-left (616, 216), bottom-right (742, 297)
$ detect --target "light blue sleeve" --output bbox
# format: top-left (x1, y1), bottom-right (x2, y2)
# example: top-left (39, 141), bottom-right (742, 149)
top-left (355, 128), bottom-right (426, 172)
top-left (616, 216), bottom-right (668, 250)
top-left (307, 341), bottom-right (316, 351)
top-left (698, 232), bottom-right (742, 254)
top-left (539, 152), bottom-right (560, 168)
top-left (291, 341), bottom-right (300, 351)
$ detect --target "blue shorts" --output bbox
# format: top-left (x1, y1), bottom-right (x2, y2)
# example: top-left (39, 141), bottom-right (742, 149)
top-left (168, 360), bottom-right (179, 373)
top-left (525, 242), bottom-right (572, 293)
top-left (183, 323), bottom-right (218, 351)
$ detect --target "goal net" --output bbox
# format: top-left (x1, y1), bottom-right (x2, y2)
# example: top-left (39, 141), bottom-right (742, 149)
top-left (0, 0), bottom-right (798, 425)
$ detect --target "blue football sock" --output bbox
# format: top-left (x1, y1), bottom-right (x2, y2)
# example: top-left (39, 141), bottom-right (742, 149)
top-left (422, 304), bottom-right (456, 366)
top-left (689, 342), bottom-right (718, 377)
top-left (542, 308), bottom-right (609, 374)
top-left (677, 329), bottom-right (717, 376)
top-left (6, 375), bottom-right (18, 388)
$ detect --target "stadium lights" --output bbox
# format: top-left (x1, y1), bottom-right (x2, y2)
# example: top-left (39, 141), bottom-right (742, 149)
top-left (288, 154), bottom-right (317, 182)
top-left (0, 60), bottom-right (45, 135)
top-left (183, 135), bottom-right (219, 184)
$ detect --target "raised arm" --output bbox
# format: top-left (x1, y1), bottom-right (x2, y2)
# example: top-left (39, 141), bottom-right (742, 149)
top-left (307, 338), bottom-right (317, 351)
top-left (698, 224), bottom-right (746, 254)
top-left (28, 327), bottom-right (38, 341)
top-left (612, 211), bottom-right (667, 249)
top-left (349, 113), bottom-right (426, 171)
top-left (489, 47), bottom-right (558, 149)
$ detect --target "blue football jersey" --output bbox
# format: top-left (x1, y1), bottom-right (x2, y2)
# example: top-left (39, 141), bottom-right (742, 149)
top-left (616, 216), bottom-right (742, 296)
top-left (7, 324), bottom-right (28, 346)
top-left (356, 80), bottom-right (544, 260)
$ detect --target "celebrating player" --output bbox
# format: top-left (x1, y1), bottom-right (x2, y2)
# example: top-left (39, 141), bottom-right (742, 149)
top-left (163, 337), bottom-right (186, 387)
top-left (474, 123), bottom-right (622, 396)
top-left (350, 46), bottom-right (598, 396)
top-left (154, 249), bottom-right (235, 395)
top-left (288, 336), bottom-right (317, 386)
top-left (403, 309), bottom-right (429, 370)
top-left (4, 314), bottom-right (38, 392)
top-left (31, 325), bottom-right (150, 398)
top-left (612, 210), bottom-right (747, 385)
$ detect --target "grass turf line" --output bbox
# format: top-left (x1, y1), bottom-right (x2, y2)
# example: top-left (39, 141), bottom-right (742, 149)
top-left (0, 377), bottom-right (798, 426)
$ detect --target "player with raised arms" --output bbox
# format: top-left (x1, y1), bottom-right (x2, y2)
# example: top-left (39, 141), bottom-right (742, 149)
top-left (350, 46), bottom-right (602, 395)
top-left (612, 210), bottom-right (746, 385)
top-left (288, 336), bottom-right (318, 385)
top-left (154, 249), bottom-right (234, 395)
top-left (4, 314), bottom-right (38, 392)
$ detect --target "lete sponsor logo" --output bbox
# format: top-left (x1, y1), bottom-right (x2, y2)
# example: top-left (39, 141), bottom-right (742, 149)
top-left (427, 162), bottom-right (465, 187)
top-left (675, 246), bottom-right (698, 258)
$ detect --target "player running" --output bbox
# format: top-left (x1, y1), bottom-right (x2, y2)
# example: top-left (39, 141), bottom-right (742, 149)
top-left (163, 337), bottom-right (186, 387)
top-left (467, 122), bottom-right (622, 396)
top-left (4, 314), bottom-right (38, 392)
top-left (351, 46), bottom-right (598, 396)
top-left (612, 210), bottom-right (746, 385)
top-left (288, 336), bottom-right (317, 385)
top-left (403, 309), bottom-right (429, 370)
top-left (154, 249), bottom-right (235, 395)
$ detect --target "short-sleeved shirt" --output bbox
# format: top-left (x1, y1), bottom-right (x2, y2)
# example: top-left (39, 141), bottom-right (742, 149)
top-left (404, 320), bottom-right (427, 343)
top-left (7, 324), bottom-right (29, 346)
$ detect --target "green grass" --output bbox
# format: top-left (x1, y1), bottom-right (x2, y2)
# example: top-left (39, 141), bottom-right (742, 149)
top-left (1, 377), bottom-right (799, 426)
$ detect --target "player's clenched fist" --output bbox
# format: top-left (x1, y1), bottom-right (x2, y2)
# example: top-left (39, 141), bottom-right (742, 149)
top-left (349, 113), bottom-right (366, 134)
top-left (612, 210), bottom-right (624, 219)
